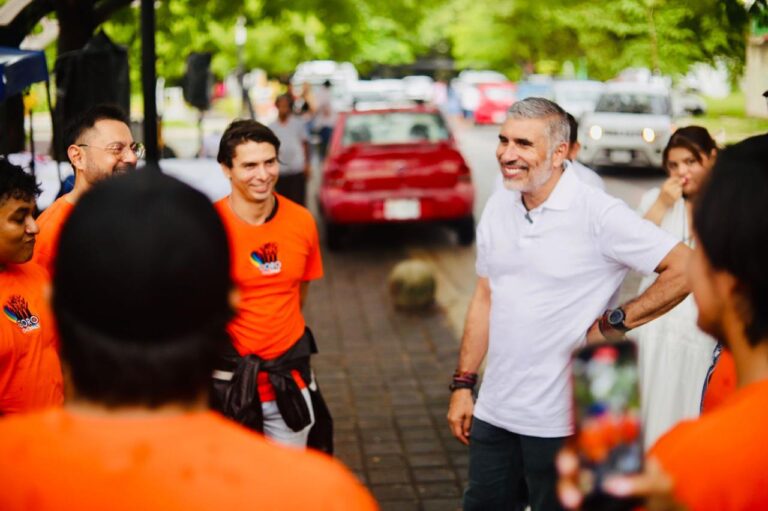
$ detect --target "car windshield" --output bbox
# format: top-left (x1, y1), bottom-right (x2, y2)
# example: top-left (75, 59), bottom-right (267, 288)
top-left (595, 92), bottom-right (670, 115)
top-left (483, 86), bottom-right (515, 101)
top-left (342, 112), bottom-right (450, 145)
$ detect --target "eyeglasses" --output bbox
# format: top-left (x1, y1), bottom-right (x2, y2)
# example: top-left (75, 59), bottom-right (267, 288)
top-left (77, 142), bottom-right (145, 159)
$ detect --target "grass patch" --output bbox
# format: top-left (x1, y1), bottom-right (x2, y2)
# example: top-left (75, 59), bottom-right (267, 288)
top-left (677, 91), bottom-right (768, 145)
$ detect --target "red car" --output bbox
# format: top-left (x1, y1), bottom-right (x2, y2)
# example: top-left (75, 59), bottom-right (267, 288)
top-left (318, 106), bottom-right (475, 250)
top-left (473, 82), bottom-right (516, 125)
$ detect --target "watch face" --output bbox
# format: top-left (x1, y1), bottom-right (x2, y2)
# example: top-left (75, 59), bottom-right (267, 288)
top-left (608, 308), bottom-right (625, 325)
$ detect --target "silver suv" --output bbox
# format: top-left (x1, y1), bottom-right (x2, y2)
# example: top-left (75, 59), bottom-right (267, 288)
top-left (579, 83), bottom-right (673, 169)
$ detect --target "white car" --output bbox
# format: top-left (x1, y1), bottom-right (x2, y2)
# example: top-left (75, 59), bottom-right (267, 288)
top-left (579, 83), bottom-right (673, 169)
top-left (552, 80), bottom-right (605, 120)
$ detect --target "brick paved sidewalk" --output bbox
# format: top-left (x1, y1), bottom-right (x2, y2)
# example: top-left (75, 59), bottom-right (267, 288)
top-left (304, 243), bottom-right (468, 511)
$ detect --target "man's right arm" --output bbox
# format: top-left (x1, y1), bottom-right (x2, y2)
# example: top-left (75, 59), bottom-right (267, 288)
top-left (446, 277), bottom-right (490, 445)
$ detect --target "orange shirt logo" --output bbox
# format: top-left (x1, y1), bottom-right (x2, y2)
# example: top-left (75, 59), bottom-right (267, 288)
top-left (250, 242), bottom-right (282, 275)
top-left (3, 295), bottom-right (41, 333)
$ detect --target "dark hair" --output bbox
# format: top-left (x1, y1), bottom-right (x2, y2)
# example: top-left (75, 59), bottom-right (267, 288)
top-left (693, 134), bottom-right (768, 346)
top-left (0, 158), bottom-right (41, 204)
top-left (275, 93), bottom-right (294, 109)
top-left (216, 119), bottom-right (281, 168)
top-left (52, 170), bottom-right (233, 407)
top-left (64, 104), bottom-right (130, 148)
top-left (662, 126), bottom-right (717, 171)
top-left (566, 113), bottom-right (578, 146)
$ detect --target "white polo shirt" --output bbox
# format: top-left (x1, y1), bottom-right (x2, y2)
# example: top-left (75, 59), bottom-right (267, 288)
top-left (474, 167), bottom-right (678, 437)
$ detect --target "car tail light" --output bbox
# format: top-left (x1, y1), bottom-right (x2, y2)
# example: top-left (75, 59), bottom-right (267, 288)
top-left (324, 165), bottom-right (346, 189)
top-left (457, 162), bottom-right (472, 183)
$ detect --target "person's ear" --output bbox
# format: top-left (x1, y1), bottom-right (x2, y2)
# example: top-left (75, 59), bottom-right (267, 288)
top-left (220, 163), bottom-right (232, 180)
top-left (67, 145), bottom-right (85, 170)
top-left (552, 141), bottom-right (568, 169)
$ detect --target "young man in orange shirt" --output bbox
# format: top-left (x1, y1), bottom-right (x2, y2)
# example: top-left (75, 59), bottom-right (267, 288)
top-left (33, 104), bottom-right (141, 272)
top-left (211, 119), bottom-right (328, 449)
top-left (558, 134), bottom-right (768, 511)
top-left (0, 159), bottom-right (63, 415)
top-left (0, 171), bottom-right (376, 510)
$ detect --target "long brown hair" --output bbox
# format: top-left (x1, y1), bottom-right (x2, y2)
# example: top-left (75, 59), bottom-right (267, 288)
top-left (662, 126), bottom-right (717, 171)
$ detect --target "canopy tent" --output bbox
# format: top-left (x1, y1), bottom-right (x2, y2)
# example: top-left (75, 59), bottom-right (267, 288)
top-left (0, 46), bottom-right (51, 177)
top-left (0, 46), bottom-right (48, 101)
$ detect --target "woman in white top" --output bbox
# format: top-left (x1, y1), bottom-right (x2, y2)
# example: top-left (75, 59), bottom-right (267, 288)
top-left (635, 126), bottom-right (719, 448)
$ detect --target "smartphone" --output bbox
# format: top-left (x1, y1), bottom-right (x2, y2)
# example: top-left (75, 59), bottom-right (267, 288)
top-left (571, 340), bottom-right (644, 511)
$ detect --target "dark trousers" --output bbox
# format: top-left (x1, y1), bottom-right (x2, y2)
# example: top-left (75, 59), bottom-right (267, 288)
top-left (276, 172), bottom-right (306, 206)
top-left (463, 417), bottom-right (567, 511)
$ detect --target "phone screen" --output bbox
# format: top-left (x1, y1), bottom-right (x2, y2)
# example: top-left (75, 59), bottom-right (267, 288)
top-left (572, 340), bottom-right (643, 511)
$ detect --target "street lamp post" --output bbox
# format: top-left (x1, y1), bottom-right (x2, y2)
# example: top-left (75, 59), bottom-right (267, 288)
top-left (235, 17), bottom-right (255, 119)
top-left (141, 0), bottom-right (159, 166)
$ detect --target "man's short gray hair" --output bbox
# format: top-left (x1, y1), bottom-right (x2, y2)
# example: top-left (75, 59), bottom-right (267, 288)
top-left (507, 97), bottom-right (570, 150)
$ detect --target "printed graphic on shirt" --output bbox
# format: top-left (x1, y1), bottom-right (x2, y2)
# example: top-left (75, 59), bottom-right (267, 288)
top-left (250, 242), bottom-right (282, 275)
top-left (3, 295), bottom-right (40, 333)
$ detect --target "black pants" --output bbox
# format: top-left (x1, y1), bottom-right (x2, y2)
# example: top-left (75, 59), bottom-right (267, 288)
top-left (276, 172), bottom-right (306, 206)
top-left (463, 417), bottom-right (568, 511)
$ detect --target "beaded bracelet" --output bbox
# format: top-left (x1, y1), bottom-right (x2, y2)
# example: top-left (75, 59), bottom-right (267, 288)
top-left (449, 370), bottom-right (479, 391)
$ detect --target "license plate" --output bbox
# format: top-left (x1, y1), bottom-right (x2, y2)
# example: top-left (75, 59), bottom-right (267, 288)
top-left (610, 150), bottom-right (632, 164)
top-left (384, 199), bottom-right (420, 220)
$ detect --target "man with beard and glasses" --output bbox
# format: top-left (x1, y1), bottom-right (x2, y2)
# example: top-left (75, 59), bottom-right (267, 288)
top-left (446, 97), bottom-right (691, 511)
top-left (32, 104), bottom-right (141, 273)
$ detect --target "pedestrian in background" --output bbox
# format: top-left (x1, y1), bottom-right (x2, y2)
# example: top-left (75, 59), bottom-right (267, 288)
top-left (634, 126), bottom-right (720, 448)
top-left (447, 97), bottom-right (691, 511)
top-left (0, 170), bottom-right (376, 510)
top-left (33, 104), bottom-right (140, 273)
top-left (212, 120), bottom-right (331, 451)
top-left (313, 80), bottom-right (335, 160)
top-left (269, 94), bottom-right (310, 205)
top-left (0, 159), bottom-right (63, 416)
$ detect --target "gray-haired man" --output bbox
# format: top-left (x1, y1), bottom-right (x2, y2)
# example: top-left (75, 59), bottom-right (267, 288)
top-left (446, 98), bottom-right (691, 510)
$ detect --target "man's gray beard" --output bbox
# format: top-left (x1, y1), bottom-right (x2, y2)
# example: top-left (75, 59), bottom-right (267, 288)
top-left (502, 153), bottom-right (554, 193)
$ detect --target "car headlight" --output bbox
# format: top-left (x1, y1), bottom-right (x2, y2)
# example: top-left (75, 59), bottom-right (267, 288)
top-left (589, 125), bottom-right (603, 140)
top-left (642, 128), bottom-right (656, 143)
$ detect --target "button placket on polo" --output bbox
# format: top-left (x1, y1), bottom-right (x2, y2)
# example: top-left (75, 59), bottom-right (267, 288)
top-left (518, 207), bottom-right (541, 248)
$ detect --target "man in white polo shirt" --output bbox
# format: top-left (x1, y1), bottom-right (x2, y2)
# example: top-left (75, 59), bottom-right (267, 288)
top-left (446, 97), bottom-right (690, 511)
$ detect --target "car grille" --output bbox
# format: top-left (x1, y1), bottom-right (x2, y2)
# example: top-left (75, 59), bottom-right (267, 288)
top-left (603, 129), bottom-right (642, 137)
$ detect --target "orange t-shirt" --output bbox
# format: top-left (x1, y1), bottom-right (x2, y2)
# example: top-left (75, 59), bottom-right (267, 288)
top-left (0, 409), bottom-right (377, 510)
top-left (33, 195), bottom-right (75, 274)
top-left (215, 195), bottom-right (323, 401)
top-left (0, 263), bottom-right (63, 414)
top-left (701, 348), bottom-right (736, 414)
top-left (650, 378), bottom-right (768, 510)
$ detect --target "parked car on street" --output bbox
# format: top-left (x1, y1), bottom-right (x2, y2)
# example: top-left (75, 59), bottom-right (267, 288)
top-left (579, 83), bottom-right (673, 169)
top-left (552, 80), bottom-right (605, 120)
top-left (318, 106), bottom-right (476, 249)
top-left (473, 82), bottom-right (516, 125)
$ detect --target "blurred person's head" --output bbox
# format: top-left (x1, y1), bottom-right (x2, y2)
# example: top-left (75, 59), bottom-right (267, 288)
top-left (690, 134), bottom-right (768, 349)
top-left (275, 94), bottom-right (294, 121)
top-left (217, 120), bottom-right (281, 205)
top-left (52, 171), bottom-right (233, 409)
top-left (565, 112), bottom-right (581, 161)
top-left (498, 97), bottom-right (570, 193)
top-left (0, 159), bottom-right (41, 268)
top-left (662, 126), bottom-right (718, 198)
top-left (65, 104), bottom-right (140, 194)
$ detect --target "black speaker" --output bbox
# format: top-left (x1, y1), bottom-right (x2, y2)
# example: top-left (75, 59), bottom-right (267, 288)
top-left (52, 31), bottom-right (130, 161)
top-left (183, 52), bottom-right (212, 111)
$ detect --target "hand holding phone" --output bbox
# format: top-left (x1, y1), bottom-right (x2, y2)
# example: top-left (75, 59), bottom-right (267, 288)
top-left (571, 340), bottom-right (644, 511)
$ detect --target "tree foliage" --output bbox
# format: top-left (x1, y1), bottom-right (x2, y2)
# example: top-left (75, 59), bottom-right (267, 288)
top-left (0, 0), bottom-right (760, 83)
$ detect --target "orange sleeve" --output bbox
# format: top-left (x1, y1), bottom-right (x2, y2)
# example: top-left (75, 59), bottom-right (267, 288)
top-left (701, 350), bottom-right (736, 414)
top-left (303, 215), bottom-right (323, 281)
